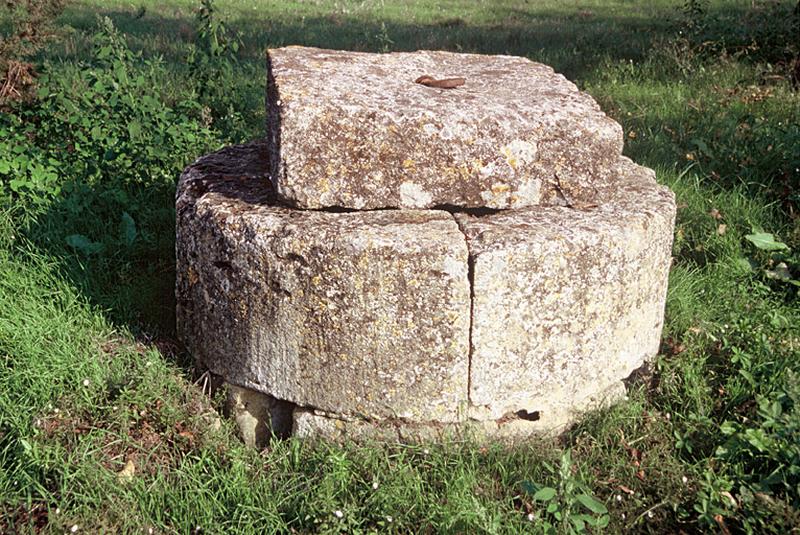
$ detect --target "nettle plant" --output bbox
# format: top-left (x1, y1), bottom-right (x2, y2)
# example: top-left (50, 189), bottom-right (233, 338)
top-left (0, 16), bottom-right (214, 207)
top-left (522, 450), bottom-right (610, 533)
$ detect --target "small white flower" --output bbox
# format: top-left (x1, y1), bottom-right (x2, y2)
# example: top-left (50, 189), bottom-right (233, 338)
top-left (55, 508), bottom-right (60, 515)
top-left (386, 515), bottom-right (393, 523)
top-left (665, 412), bottom-right (671, 420)
top-left (682, 475), bottom-right (688, 484)
top-left (82, 379), bottom-right (90, 387)
top-left (423, 448), bottom-right (430, 455)
top-left (70, 525), bottom-right (79, 533)
top-left (615, 495), bottom-right (622, 502)
top-left (372, 481), bottom-right (379, 490)
top-left (148, 528), bottom-right (154, 535)
top-left (647, 510), bottom-right (654, 519)
top-left (53, 408), bottom-right (60, 414)
top-left (527, 513), bottom-right (534, 521)
top-left (145, 361), bottom-right (152, 367)
top-left (621, 513), bottom-right (626, 520)
top-left (334, 510), bottom-right (343, 519)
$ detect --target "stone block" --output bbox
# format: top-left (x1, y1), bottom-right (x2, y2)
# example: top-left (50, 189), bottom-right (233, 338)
top-left (456, 158), bottom-right (676, 421)
top-left (176, 144), bottom-right (471, 423)
top-left (267, 46), bottom-right (623, 210)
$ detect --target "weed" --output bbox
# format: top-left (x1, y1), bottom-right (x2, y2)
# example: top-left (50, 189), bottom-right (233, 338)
top-left (523, 450), bottom-right (610, 533)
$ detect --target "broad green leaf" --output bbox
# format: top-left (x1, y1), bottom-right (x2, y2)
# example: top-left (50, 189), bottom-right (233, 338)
top-left (532, 487), bottom-right (557, 501)
top-left (739, 369), bottom-right (756, 386)
top-left (733, 257), bottom-right (756, 272)
top-left (569, 515), bottom-right (586, 531)
top-left (128, 120), bottom-right (142, 139)
top-left (691, 138), bottom-right (711, 155)
top-left (744, 428), bottom-right (770, 452)
top-left (66, 234), bottom-right (103, 255)
top-left (745, 232), bottom-right (790, 251)
top-left (576, 494), bottom-right (608, 514)
top-left (719, 421), bottom-right (737, 435)
top-left (120, 212), bottom-right (137, 246)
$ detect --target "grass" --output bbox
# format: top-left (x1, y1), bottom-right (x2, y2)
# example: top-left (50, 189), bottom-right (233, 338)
top-left (1, 0), bottom-right (799, 532)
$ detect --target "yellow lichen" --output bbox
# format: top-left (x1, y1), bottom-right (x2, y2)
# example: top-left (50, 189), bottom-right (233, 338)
top-left (491, 183), bottom-right (511, 194)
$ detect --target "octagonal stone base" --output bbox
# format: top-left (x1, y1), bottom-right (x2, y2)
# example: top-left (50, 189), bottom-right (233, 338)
top-left (176, 143), bottom-right (675, 443)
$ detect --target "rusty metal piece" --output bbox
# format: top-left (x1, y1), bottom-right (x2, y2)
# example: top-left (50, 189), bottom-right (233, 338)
top-left (415, 75), bottom-right (466, 89)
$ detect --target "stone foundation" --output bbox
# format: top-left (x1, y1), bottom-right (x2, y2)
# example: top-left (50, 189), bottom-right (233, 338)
top-left (176, 142), bottom-right (674, 443)
top-left (177, 47), bottom-right (675, 444)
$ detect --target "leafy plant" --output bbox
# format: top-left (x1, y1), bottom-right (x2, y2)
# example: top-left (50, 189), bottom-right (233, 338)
top-left (186, 0), bottom-right (247, 138)
top-left (740, 228), bottom-right (799, 288)
top-left (523, 450), bottom-right (610, 533)
top-left (0, 15), bottom-right (214, 208)
top-left (716, 371), bottom-right (800, 498)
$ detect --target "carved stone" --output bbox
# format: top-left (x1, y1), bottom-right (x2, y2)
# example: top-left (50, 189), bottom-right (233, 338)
top-left (267, 46), bottom-right (623, 210)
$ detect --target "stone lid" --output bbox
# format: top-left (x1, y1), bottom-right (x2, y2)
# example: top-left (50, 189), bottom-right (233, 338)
top-left (267, 46), bottom-right (624, 210)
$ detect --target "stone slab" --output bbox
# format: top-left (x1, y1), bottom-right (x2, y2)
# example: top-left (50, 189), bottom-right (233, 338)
top-left (176, 144), bottom-right (471, 423)
top-left (267, 46), bottom-right (623, 210)
top-left (456, 158), bottom-right (676, 421)
top-left (291, 380), bottom-right (624, 443)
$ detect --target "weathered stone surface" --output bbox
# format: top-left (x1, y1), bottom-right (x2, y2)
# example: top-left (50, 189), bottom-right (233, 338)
top-left (177, 142), bottom-right (675, 443)
top-left (226, 385), bottom-right (294, 446)
top-left (226, 385), bottom-right (273, 448)
top-left (456, 158), bottom-right (676, 421)
top-left (291, 380), bottom-right (624, 442)
top-left (267, 46), bottom-right (623, 210)
top-left (176, 144), bottom-right (471, 423)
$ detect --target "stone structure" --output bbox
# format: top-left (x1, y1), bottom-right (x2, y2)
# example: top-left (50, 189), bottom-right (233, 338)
top-left (176, 47), bottom-right (676, 445)
top-left (267, 47), bottom-right (623, 211)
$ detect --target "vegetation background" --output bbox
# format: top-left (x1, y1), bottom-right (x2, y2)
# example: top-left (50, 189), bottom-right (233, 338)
top-left (1, 0), bottom-right (799, 532)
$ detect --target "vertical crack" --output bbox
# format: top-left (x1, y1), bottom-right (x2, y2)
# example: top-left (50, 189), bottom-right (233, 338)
top-left (448, 212), bottom-right (475, 407)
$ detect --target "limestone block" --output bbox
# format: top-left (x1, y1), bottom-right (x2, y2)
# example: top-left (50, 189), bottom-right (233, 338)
top-left (267, 46), bottom-right (623, 210)
top-left (291, 377), bottom-right (626, 443)
top-left (456, 158), bottom-right (676, 421)
top-left (226, 385), bottom-right (273, 448)
top-left (226, 384), bottom-right (295, 446)
top-left (176, 144), bottom-right (471, 423)
top-left (293, 410), bottom-right (402, 442)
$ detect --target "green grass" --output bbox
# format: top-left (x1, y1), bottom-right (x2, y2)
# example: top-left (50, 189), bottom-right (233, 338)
top-left (2, 0), bottom-right (799, 532)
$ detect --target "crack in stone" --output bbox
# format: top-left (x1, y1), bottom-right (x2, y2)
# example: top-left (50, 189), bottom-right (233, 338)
top-left (449, 212), bottom-right (476, 408)
top-left (431, 203), bottom-right (504, 216)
